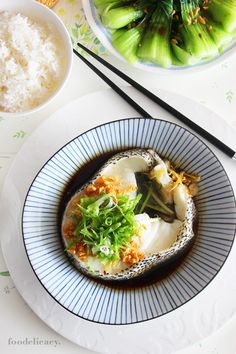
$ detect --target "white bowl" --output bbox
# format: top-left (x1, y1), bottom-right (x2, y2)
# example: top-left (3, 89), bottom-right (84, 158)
top-left (0, 0), bottom-right (73, 116)
top-left (22, 117), bottom-right (236, 325)
top-left (82, 0), bottom-right (236, 75)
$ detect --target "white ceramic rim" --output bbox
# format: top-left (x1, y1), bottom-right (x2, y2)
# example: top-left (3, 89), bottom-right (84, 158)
top-left (0, 0), bottom-right (73, 117)
top-left (82, 0), bottom-right (236, 75)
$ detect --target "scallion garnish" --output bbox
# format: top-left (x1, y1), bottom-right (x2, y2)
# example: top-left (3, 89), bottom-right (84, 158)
top-left (73, 193), bottom-right (142, 263)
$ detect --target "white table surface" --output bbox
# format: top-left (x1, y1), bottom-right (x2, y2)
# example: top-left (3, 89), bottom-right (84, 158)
top-left (1, 1), bottom-right (236, 353)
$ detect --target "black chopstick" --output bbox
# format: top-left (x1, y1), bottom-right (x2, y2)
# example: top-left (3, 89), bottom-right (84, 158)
top-left (73, 49), bottom-right (152, 118)
top-left (75, 42), bottom-right (236, 161)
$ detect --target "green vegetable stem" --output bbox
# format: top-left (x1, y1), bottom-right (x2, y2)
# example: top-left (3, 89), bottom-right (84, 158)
top-left (137, 0), bottom-right (174, 67)
top-left (94, 0), bottom-right (236, 68)
top-left (207, 0), bottom-right (236, 33)
top-left (101, 2), bottom-right (145, 29)
top-left (135, 172), bottom-right (175, 222)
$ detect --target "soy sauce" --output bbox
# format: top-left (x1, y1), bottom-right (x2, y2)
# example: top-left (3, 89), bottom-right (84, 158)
top-left (57, 150), bottom-right (197, 290)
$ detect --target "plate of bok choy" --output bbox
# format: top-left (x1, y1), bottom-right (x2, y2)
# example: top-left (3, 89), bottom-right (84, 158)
top-left (82, 0), bottom-right (236, 71)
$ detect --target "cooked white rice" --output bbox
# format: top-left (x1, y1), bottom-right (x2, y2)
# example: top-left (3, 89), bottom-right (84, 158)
top-left (0, 11), bottom-right (65, 113)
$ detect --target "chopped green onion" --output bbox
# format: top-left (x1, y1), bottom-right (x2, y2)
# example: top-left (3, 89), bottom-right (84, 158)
top-left (74, 193), bottom-right (142, 262)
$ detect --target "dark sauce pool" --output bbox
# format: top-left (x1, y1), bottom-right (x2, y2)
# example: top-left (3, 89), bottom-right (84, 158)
top-left (57, 149), bottom-right (198, 290)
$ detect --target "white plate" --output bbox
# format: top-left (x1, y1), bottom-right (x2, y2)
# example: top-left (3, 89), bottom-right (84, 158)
top-left (82, 0), bottom-right (236, 75)
top-left (1, 88), bottom-right (236, 354)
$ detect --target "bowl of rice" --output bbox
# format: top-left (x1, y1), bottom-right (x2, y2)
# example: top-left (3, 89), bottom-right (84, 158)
top-left (0, 0), bottom-right (73, 116)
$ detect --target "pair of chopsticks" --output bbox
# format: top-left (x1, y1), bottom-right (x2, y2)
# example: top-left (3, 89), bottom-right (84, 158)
top-left (73, 43), bottom-right (236, 162)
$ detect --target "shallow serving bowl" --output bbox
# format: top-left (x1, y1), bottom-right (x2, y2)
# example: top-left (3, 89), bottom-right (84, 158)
top-left (0, 0), bottom-right (73, 117)
top-left (22, 118), bottom-right (236, 325)
top-left (82, 0), bottom-right (236, 74)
